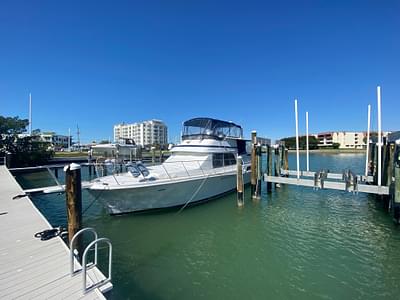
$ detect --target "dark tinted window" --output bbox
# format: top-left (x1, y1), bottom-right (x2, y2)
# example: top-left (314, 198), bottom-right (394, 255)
top-left (224, 153), bottom-right (236, 166)
top-left (212, 153), bottom-right (223, 168)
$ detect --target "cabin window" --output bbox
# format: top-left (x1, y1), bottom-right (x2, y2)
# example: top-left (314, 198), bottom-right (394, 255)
top-left (224, 153), bottom-right (236, 166)
top-left (212, 153), bottom-right (223, 168)
top-left (212, 153), bottom-right (236, 168)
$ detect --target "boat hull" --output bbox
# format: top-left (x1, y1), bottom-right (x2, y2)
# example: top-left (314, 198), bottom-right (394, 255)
top-left (88, 172), bottom-right (251, 214)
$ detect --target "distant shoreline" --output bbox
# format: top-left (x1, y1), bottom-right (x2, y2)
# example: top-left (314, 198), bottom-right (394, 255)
top-left (288, 149), bottom-right (366, 154)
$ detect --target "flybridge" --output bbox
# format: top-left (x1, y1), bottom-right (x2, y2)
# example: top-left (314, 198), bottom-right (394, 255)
top-left (182, 117), bottom-right (243, 140)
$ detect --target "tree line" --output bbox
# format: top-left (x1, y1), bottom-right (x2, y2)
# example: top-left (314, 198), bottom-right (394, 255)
top-left (279, 135), bottom-right (340, 150)
top-left (0, 115), bottom-right (54, 167)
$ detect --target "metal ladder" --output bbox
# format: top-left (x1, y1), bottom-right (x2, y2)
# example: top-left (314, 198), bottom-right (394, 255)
top-left (70, 228), bottom-right (112, 293)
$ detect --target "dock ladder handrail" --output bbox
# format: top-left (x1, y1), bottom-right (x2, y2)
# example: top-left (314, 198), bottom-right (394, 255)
top-left (82, 238), bottom-right (112, 293)
top-left (70, 227), bottom-right (98, 275)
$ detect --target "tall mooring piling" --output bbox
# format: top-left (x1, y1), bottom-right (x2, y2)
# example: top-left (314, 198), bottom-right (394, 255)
top-left (250, 131), bottom-right (258, 199)
top-left (266, 145), bottom-right (273, 192)
top-left (64, 163), bottom-right (83, 252)
top-left (236, 156), bottom-right (244, 207)
top-left (394, 160), bottom-right (400, 216)
top-left (273, 146), bottom-right (280, 188)
top-left (391, 143), bottom-right (400, 223)
top-left (254, 144), bottom-right (262, 199)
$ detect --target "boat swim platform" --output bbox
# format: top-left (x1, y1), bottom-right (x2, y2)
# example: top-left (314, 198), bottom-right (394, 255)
top-left (0, 166), bottom-right (112, 299)
top-left (264, 169), bottom-right (389, 195)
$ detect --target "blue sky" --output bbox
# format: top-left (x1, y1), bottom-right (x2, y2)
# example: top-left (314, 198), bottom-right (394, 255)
top-left (0, 0), bottom-right (399, 143)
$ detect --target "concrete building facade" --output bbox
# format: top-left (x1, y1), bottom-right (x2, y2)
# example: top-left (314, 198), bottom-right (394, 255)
top-left (114, 119), bottom-right (168, 147)
top-left (317, 131), bottom-right (390, 149)
top-left (38, 132), bottom-right (71, 150)
top-left (317, 131), bottom-right (366, 149)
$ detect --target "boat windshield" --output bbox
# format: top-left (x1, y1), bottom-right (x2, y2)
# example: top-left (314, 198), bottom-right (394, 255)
top-left (182, 118), bottom-right (243, 140)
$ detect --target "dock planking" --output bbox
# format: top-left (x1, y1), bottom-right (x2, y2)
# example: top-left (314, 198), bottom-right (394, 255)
top-left (0, 166), bottom-right (112, 299)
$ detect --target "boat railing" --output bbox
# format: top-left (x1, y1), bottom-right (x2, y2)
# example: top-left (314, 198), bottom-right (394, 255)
top-left (92, 158), bottom-right (244, 183)
top-left (160, 159), bottom-right (237, 180)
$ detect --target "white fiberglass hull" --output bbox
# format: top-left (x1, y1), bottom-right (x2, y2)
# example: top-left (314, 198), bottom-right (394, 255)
top-left (88, 172), bottom-right (251, 215)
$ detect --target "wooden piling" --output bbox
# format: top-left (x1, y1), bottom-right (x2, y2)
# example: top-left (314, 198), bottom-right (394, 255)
top-left (64, 163), bottom-right (82, 250)
top-left (382, 143), bottom-right (389, 186)
top-left (250, 131), bottom-right (257, 199)
top-left (266, 145), bottom-right (272, 192)
top-left (367, 141), bottom-right (374, 176)
top-left (387, 144), bottom-right (395, 187)
top-left (379, 143), bottom-right (391, 209)
top-left (372, 144), bottom-right (378, 185)
top-left (254, 145), bottom-right (262, 199)
top-left (274, 147), bottom-right (280, 187)
top-left (54, 168), bottom-right (58, 178)
top-left (393, 146), bottom-right (400, 223)
top-left (236, 155), bottom-right (244, 207)
top-left (283, 147), bottom-right (289, 175)
top-left (152, 148), bottom-right (155, 164)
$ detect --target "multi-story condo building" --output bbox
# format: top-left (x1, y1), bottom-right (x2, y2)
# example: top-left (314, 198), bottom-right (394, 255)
top-left (317, 131), bottom-right (390, 149)
top-left (114, 119), bottom-right (168, 147)
top-left (317, 132), bottom-right (334, 147)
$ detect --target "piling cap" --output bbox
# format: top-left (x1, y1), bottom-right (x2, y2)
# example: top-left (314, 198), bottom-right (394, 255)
top-left (63, 163), bottom-right (81, 172)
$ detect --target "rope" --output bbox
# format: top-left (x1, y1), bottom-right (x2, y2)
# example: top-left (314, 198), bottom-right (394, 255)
top-left (34, 227), bottom-right (66, 241)
top-left (177, 175), bottom-right (210, 214)
top-left (82, 189), bottom-right (105, 215)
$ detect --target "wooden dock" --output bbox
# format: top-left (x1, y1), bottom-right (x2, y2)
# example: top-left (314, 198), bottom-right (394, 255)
top-left (0, 166), bottom-right (112, 299)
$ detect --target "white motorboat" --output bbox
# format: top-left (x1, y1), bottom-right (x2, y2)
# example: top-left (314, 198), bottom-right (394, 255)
top-left (88, 118), bottom-right (252, 214)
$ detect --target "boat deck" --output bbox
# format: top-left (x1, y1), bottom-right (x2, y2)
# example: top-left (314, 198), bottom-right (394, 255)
top-left (0, 166), bottom-right (111, 299)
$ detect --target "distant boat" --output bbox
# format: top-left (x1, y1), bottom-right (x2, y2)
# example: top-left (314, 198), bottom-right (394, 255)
top-left (87, 118), bottom-right (252, 214)
top-left (90, 141), bottom-right (139, 161)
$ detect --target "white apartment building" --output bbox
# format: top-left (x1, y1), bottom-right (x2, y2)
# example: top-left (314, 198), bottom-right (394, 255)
top-left (333, 132), bottom-right (366, 149)
top-left (114, 119), bottom-right (168, 147)
top-left (37, 132), bottom-right (71, 149)
top-left (317, 131), bottom-right (390, 149)
top-left (317, 131), bottom-right (365, 149)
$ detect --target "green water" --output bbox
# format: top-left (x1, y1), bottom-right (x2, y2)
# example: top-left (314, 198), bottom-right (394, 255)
top-left (16, 154), bottom-right (400, 299)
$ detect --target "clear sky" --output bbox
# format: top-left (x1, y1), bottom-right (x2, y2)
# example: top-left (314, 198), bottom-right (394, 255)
top-left (1, 0), bottom-right (399, 143)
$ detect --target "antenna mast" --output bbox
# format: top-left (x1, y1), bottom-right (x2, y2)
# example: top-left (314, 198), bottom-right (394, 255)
top-left (77, 125), bottom-right (81, 150)
top-left (29, 93), bottom-right (32, 135)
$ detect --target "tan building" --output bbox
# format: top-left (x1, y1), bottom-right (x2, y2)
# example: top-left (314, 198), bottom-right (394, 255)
top-left (114, 119), bottom-right (168, 147)
top-left (334, 132), bottom-right (365, 149)
top-left (317, 131), bottom-right (390, 149)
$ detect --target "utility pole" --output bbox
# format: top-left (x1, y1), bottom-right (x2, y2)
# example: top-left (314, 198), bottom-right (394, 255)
top-left (77, 125), bottom-right (81, 151)
top-left (68, 128), bottom-right (71, 152)
top-left (29, 93), bottom-right (32, 135)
